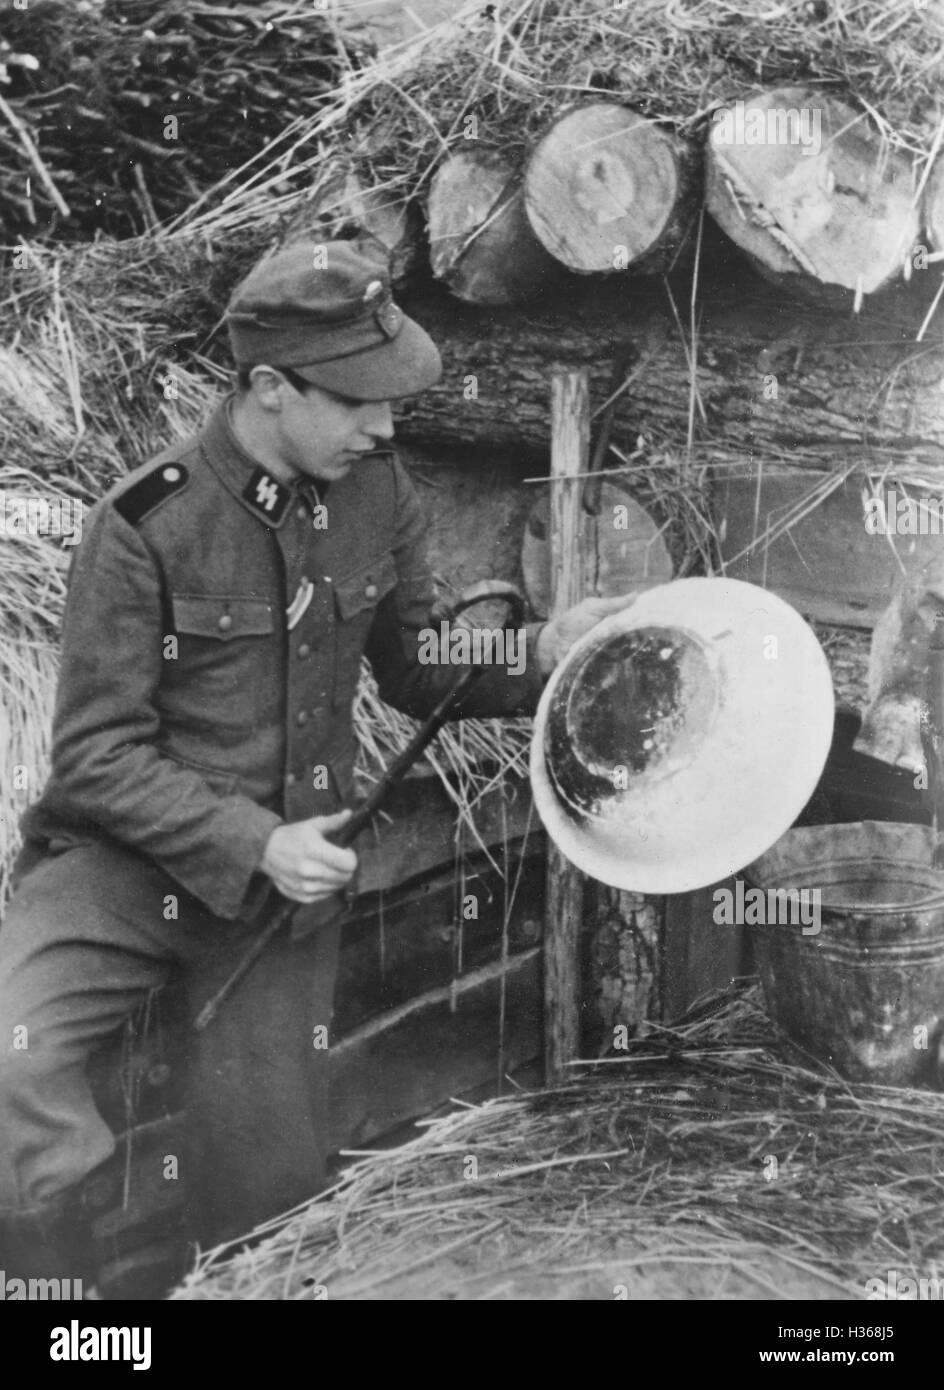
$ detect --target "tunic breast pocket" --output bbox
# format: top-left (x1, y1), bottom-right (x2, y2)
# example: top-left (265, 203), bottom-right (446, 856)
top-left (165, 594), bottom-right (280, 733)
top-left (332, 553), bottom-right (397, 710)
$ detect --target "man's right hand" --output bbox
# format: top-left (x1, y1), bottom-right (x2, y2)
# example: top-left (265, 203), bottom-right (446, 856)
top-left (259, 810), bottom-right (357, 903)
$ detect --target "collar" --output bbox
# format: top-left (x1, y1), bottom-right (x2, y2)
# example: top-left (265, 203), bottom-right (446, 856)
top-left (199, 395), bottom-right (319, 530)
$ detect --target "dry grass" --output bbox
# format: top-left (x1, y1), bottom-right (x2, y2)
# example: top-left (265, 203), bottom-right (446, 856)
top-left (169, 0), bottom-right (944, 245)
top-left (173, 982), bottom-right (944, 1300)
top-left (0, 241), bottom-right (236, 904)
top-left (354, 664), bottom-right (532, 863)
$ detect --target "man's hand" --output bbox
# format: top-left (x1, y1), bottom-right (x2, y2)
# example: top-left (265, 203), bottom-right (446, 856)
top-left (536, 590), bottom-right (646, 675)
top-left (260, 810), bottom-right (357, 904)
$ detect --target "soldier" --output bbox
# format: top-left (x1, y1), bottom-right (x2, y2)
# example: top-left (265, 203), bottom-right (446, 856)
top-left (0, 239), bottom-right (626, 1295)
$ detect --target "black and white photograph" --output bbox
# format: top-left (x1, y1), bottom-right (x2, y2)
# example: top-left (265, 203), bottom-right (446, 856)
top-left (0, 0), bottom-right (943, 1340)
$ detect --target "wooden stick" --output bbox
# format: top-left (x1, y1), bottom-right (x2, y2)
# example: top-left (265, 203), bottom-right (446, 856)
top-left (195, 583), bottom-right (526, 1031)
top-left (543, 369), bottom-right (594, 1082)
top-left (194, 664), bottom-right (484, 1033)
top-left (925, 614), bottom-right (944, 868)
top-left (131, 161), bottom-right (160, 232)
top-left (0, 91), bottom-right (70, 221)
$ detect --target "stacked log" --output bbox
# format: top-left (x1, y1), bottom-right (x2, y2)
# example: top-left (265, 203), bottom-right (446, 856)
top-left (276, 88), bottom-right (939, 317)
top-left (394, 283), bottom-right (944, 461)
top-left (523, 103), bottom-right (698, 276)
top-left (426, 150), bottom-right (559, 305)
top-left (424, 104), bottom-right (697, 304)
top-left (705, 87), bottom-right (920, 306)
top-left (419, 89), bottom-right (932, 310)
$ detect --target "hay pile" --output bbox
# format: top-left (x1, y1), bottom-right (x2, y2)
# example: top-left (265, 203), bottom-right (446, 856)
top-left (0, 236), bottom-right (244, 904)
top-left (174, 984), bottom-right (944, 1301)
top-left (172, 0), bottom-right (944, 243)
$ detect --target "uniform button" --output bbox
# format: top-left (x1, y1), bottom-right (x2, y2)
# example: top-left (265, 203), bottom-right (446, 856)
top-left (285, 773), bottom-right (297, 787)
top-left (147, 1063), bottom-right (172, 1089)
top-left (296, 710), bottom-right (309, 727)
top-left (163, 466), bottom-right (182, 483)
top-left (365, 583), bottom-right (378, 600)
top-left (296, 505), bottom-right (307, 521)
top-left (217, 614), bottom-right (233, 633)
top-left (297, 643), bottom-right (311, 659)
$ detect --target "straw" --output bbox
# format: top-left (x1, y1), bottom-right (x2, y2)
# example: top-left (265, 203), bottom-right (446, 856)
top-left (173, 982), bottom-right (944, 1300)
top-left (168, 0), bottom-right (944, 245)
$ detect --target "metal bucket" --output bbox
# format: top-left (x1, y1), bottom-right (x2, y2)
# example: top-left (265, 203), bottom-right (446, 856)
top-left (746, 821), bottom-right (944, 1086)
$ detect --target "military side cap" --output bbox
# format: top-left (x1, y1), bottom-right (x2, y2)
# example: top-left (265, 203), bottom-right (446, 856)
top-left (225, 239), bottom-right (442, 401)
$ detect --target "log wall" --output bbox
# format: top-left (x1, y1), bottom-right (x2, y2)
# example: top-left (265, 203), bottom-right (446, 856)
top-left (395, 270), bottom-right (944, 464)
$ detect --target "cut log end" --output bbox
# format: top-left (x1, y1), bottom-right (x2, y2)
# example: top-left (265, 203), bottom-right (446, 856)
top-left (426, 149), bottom-right (559, 305)
top-left (524, 102), bottom-right (694, 275)
top-left (706, 86), bottom-right (920, 302)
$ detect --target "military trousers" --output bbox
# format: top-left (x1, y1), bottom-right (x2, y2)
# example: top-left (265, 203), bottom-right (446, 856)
top-left (0, 835), bottom-right (340, 1240)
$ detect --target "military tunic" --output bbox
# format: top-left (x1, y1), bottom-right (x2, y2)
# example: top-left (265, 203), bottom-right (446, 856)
top-left (0, 396), bottom-right (545, 1215)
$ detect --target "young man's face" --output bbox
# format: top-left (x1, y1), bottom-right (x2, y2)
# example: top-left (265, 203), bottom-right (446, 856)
top-left (244, 368), bottom-right (396, 482)
top-left (279, 376), bottom-right (395, 482)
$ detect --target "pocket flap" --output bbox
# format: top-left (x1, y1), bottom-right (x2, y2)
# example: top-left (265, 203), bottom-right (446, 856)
top-left (173, 594), bottom-right (275, 640)
top-left (334, 553), bottom-right (397, 621)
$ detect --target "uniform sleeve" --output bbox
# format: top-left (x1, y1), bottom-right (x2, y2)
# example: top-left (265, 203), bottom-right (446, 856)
top-left (39, 504), bottom-right (282, 920)
top-left (364, 456), bottom-right (547, 719)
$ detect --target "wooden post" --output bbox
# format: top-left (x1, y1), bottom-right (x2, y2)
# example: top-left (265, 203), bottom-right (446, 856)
top-left (543, 368), bottom-right (594, 1081)
top-left (926, 150), bottom-right (944, 256)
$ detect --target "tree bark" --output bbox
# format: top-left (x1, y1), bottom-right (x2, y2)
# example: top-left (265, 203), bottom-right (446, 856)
top-left (395, 280), bottom-right (944, 463)
top-left (426, 149), bottom-right (560, 305)
top-left (524, 102), bottom-right (698, 275)
top-left (543, 369), bottom-right (593, 1083)
top-left (583, 886), bottom-right (661, 1055)
top-left (706, 87), bottom-right (920, 305)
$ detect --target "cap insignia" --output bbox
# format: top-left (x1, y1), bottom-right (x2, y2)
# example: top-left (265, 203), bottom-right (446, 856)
top-left (362, 277), bottom-right (401, 340)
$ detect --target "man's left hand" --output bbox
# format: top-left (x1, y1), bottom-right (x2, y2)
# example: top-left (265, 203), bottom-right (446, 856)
top-left (535, 591), bottom-right (645, 676)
